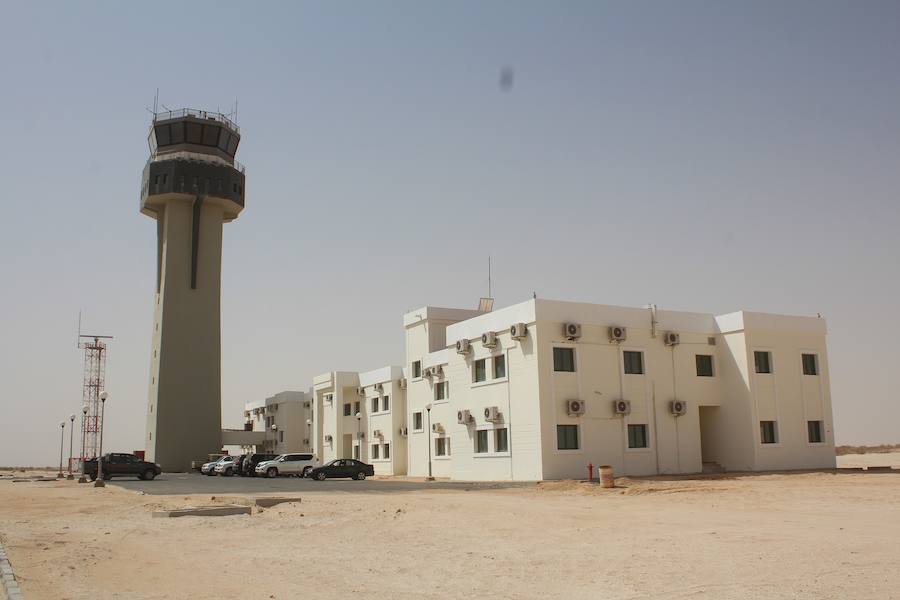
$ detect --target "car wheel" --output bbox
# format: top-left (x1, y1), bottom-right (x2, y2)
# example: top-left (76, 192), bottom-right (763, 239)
top-left (315, 471), bottom-right (326, 481)
top-left (267, 467), bottom-right (278, 478)
top-left (355, 471), bottom-right (366, 481)
top-left (206, 470), bottom-right (216, 476)
top-left (224, 468), bottom-right (233, 477)
top-left (302, 467), bottom-right (311, 478)
top-left (143, 469), bottom-right (156, 481)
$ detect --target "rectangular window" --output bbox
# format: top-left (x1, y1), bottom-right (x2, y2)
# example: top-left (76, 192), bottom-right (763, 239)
top-left (435, 437), bottom-right (449, 456)
top-left (353, 445), bottom-right (360, 460)
top-left (412, 360), bottom-right (422, 378)
top-left (760, 421), bottom-right (778, 444)
top-left (557, 424), bottom-right (579, 450)
top-left (343, 403), bottom-right (351, 416)
top-left (807, 420), bottom-right (823, 443)
top-left (413, 412), bottom-right (423, 431)
top-left (553, 347), bottom-right (576, 372)
top-left (435, 381), bottom-right (448, 401)
top-left (802, 354), bottom-right (818, 376)
top-left (495, 428), bottom-right (508, 452)
top-left (474, 359), bottom-right (487, 382)
top-left (493, 354), bottom-right (506, 379)
top-left (696, 355), bottom-right (714, 377)
top-left (475, 430), bottom-right (489, 453)
top-left (371, 397), bottom-right (379, 413)
top-left (754, 351), bottom-right (772, 374)
top-left (627, 424), bottom-right (648, 448)
top-left (382, 395), bottom-right (390, 411)
top-left (383, 442), bottom-right (390, 459)
top-left (353, 401), bottom-right (360, 414)
top-left (623, 351), bottom-right (644, 375)
top-left (372, 444), bottom-right (380, 459)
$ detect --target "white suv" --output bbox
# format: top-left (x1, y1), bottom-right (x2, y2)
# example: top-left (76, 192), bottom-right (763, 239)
top-left (255, 453), bottom-right (318, 478)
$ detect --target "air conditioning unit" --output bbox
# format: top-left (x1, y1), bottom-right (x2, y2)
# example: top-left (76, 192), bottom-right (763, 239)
top-left (432, 423), bottom-right (444, 434)
top-left (609, 326), bottom-right (627, 342)
top-left (456, 339), bottom-right (471, 354)
top-left (373, 429), bottom-right (383, 438)
top-left (564, 323), bottom-right (582, 340)
top-left (482, 331), bottom-right (498, 348)
top-left (303, 401), bottom-right (310, 408)
top-left (457, 409), bottom-right (473, 425)
top-left (510, 322), bottom-right (527, 340)
top-left (613, 399), bottom-right (631, 415)
top-left (356, 386), bottom-right (365, 396)
top-left (399, 426), bottom-right (408, 436)
top-left (664, 332), bottom-right (680, 346)
top-left (484, 406), bottom-right (501, 422)
top-left (374, 382), bottom-right (384, 393)
top-left (303, 438), bottom-right (310, 445)
top-left (398, 377), bottom-right (407, 390)
top-left (566, 399), bottom-right (585, 416)
top-left (434, 365), bottom-right (444, 378)
top-left (324, 434), bottom-right (333, 443)
top-left (358, 431), bottom-right (365, 439)
top-left (670, 400), bottom-right (687, 416)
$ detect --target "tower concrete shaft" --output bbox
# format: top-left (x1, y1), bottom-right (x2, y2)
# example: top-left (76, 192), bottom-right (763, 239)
top-left (141, 109), bottom-right (246, 472)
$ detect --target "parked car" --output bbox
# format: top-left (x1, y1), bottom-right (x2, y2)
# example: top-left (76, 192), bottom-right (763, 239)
top-left (309, 459), bottom-right (374, 481)
top-left (242, 453), bottom-right (279, 477)
top-left (214, 454), bottom-right (245, 477)
top-left (255, 453), bottom-right (319, 478)
top-left (84, 453), bottom-right (161, 481)
top-left (201, 455), bottom-right (236, 476)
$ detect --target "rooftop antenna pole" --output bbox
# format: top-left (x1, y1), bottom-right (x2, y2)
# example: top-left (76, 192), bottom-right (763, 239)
top-left (488, 256), bottom-right (492, 299)
top-left (153, 88), bottom-right (158, 115)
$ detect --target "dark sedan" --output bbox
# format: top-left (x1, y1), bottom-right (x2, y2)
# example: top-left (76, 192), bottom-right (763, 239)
top-left (309, 459), bottom-right (374, 481)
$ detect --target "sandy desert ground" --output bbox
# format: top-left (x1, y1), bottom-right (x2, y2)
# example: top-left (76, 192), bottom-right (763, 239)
top-left (2, 469), bottom-right (900, 600)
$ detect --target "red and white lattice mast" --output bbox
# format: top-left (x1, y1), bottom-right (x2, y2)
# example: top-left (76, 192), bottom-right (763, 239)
top-left (78, 333), bottom-right (112, 462)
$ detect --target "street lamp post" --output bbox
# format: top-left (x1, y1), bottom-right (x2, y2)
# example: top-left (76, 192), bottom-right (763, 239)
top-left (94, 391), bottom-right (108, 488)
top-left (57, 421), bottom-right (66, 478)
top-left (425, 404), bottom-right (434, 481)
top-left (306, 419), bottom-right (312, 452)
top-left (66, 414), bottom-right (76, 479)
top-left (271, 424), bottom-right (278, 454)
top-left (78, 406), bottom-right (88, 483)
top-left (355, 412), bottom-right (362, 461)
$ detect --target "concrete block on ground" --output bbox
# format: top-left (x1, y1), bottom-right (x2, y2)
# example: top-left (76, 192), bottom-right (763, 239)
top-left (253, 497), bottom-right (302, 508)
top-left (152, 505), bottom-right (251, 518)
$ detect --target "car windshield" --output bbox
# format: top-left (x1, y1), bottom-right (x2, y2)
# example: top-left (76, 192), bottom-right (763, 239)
top-left (324, 459), bottom-right (340, 467)
top-left (272, 455), bottom-right (285, 461)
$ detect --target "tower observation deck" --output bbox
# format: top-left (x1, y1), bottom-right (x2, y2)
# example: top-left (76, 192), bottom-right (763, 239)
top-left (142, 109), bottom-right (246, 471)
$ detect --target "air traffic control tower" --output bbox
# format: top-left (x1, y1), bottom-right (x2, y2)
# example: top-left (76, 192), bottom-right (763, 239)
top-left (141, 109), bottom-right (246, 471)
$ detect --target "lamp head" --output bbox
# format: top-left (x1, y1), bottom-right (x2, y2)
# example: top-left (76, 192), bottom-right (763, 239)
top-left (60, 421), bottom-right (65, 428)
top-left (355, 412), bottom-right (361, 419)
top-left (69, 414), bottom-right (76, 421)
top-left (99, 391), bottom-right (108, 401)
top-left (271, 424), bottom-right (277, 431)
top-left (306, 419), bottom-right (311, 425)
top-left (82, 406), bottom-right (88, 415)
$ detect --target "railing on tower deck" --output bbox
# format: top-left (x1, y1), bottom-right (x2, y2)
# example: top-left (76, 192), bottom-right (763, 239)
top-left (143, 154), bottom-right (246, 175)
top-left (152, 108), bottom-right (240, 134)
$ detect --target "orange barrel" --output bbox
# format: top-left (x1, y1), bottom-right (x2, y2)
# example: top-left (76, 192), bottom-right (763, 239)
top-left (599, 465), bottom-right (614, 488)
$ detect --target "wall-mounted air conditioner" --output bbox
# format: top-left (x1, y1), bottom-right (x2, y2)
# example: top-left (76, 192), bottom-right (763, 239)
top-left (374, 383), bottom-right (384, 393)
top-left (398, 377), bottom-right (407, 390)
top-left (484, 406), bottom-right (501, 422)
top-left (456, 339), bottom-right (471, 354)
top-left (664, 332), bottom-right (680, 346)
top-left (670, 400), bottom-right (687, 416)
top-left (324, 434), bottom-right (333, 443)
top-left (510, 323), bottom-right (527, 340)
top-left (613, 399), bottom-right (631, 415)
top-left (566, 399), bottom-right (585, 416)
top-left (609, 326), bottom-right (627, 342)
top-left (457, 409), bottom-right (473, 425)
top-left (564, 323), bottom-right (582, 340)
top-left (373, 429), bottom-right (383, 438)
top-left (432, 423), bottom-right (444, 434)
top-left (399, 426), bottom-right (408, 436)
top-left (482, 332), bottom-right (498, 348)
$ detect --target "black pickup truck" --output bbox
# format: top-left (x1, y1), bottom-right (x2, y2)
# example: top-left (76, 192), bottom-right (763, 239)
top-left (84, 453), bottom-right (162, 481)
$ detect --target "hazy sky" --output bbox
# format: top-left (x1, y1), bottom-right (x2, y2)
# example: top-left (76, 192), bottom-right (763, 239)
top-left (1, 1), bottom-right (899, 466)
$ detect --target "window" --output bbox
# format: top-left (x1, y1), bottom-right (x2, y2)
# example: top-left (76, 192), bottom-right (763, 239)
top-left (435, 381), bottom-right (448, 401)
top-left (383, 395), bottom-right (390, 411)
top-left (412, 360), bottom-right (422, 378)
top-left (435, 437), bottom-right (449, 456)
top-left (475, 430), bottom-right (489, 453)
top-left (696, 355), bottom-right (714, 377)
top-left (495, 428), bottom-right (508, 453)
top-left (493, 355), bottom-right (506, 379)
top-left (627, 424), bottom-right (648, 449)
top-left (383, 443), bottom-right (390, 459)
top-left (343, 403), bottom-right (351, 416)
top-left (372, 444), bottom-right (380, 459)
top-left (279, 431), bottom-right (284, 442)
top-left (353, 401), bottom-right (360, 414)
top-left (808, 421), bottom-right (824, 443)
top-left (413, 412), bottom-right (423, 431)
top-left (553, 347), bottom-right (576, 372)
top-left (754, 351), bottom-right (772, 374)
top-left (760, 421), bottom-right (778, 444)
top-left (353, 445), bottom-right (360, 459)
top-left (802, 354), bottom-right (818, 376)
top-left (557, 425), bottom-right (579, 450)
top-left (474, 359), bottom-right (487, 383)
top-left (623, 351), bottom-right (644, 375)
top-left (372, 397), bottom-right (379, 413)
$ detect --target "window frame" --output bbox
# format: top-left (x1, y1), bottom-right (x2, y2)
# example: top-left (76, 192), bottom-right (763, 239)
top-left (623, 350), bottom-right (645, 375)
top-left (556, 424), bottom-right (580, 452)
top-left (412, 360), bottom-right (422, 380)
top-left (807, 420), bottom-right (825, 445)
top-left (493, 354), bottom-right (507, 379)
top-left (474, 429), bottom-right (490, 454)
top-left (412, 411), bottom-right (424, 432)
top-left (801, 353), bottom-right (819, 376)
top-left (695, 354), bottom-right (715, 377)
top-left (434, 436), bottom-right (450, 457)
top-left (553, 346), bottom-right (576, 373)
top-left (494, 428), bottom-right (509, 453)
top-left (473, 358), bottom-right (487, 383)
top-left (754, 351), bottom-right (773, 374)
top-left (343, 403), bottom-right (351, 417)
top-left (760, 420), bottom-right (778, 445)
top-left (627, 424), bottom-right (649, 449)
top-left (434, 381), bottom-right (448, 401)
